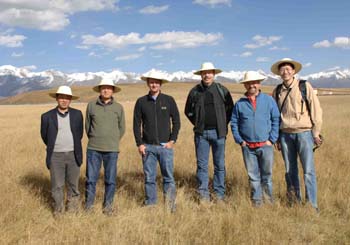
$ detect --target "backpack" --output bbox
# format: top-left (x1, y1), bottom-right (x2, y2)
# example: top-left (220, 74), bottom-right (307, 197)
top-left (275, 80), bottom-right (311, 114)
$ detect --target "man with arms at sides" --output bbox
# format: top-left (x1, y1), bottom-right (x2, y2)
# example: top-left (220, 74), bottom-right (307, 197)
top-left (185, 62), bottom-right (234, 203)
top-left (231, 71), bottom-right (280, 207)
top-left (133, 70), bottom-right (180, 212)
top-left (271, 58), bottom-right (323, 211)
top-left (85, 79), bottom-right (125, 215)
top-left (41, 86), bottom-right (83, 216)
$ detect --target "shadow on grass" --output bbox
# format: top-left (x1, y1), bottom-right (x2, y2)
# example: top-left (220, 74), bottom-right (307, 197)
top-left (19, 171), bottom-right (52, 210)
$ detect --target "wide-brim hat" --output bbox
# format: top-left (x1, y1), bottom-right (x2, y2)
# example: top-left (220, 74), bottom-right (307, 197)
top-left (49, 85), bottom-right (79, 100)
top-left (271, 58), bottom-right (302, 75)
top-left (141, 70), bottom-right (169, 84)
top-left (93, 79), bottom-right (121, 93)
top-left (193, 62), bottom-right (222, 75)
top-left (240, 71), bottom-right (266, 84)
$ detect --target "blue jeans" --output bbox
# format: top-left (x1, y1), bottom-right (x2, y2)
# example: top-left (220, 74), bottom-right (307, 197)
top-left (242, 145), bottom-right (274, 205)
top-left (195, 129), bottom-right (226, 200)
top-left (85, 149), bottom-right (118, 209)
top-left (142, 144), bottom-right (176, 206)
top-left (280, 131), bottom-right (318, 208)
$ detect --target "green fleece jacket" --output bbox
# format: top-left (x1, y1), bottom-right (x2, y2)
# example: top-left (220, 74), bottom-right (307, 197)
top-left (85, 97), bottom-right (125, 152)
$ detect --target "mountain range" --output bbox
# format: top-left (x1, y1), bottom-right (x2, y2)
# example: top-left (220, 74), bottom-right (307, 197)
top-left (0, 65), bottom-right (349, 97)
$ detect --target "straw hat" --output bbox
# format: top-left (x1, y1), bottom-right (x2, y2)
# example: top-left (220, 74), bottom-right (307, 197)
top-left (92, 78), bottom-right (121, 93)
top-left (141, 70), bottom-right (169, 84)
top-left (270, 58), bottom-right (302, 75)
top-left (240, 71), bottom-right (266, 84)
top-left (193, 62), bottom-right (222, 75)
top-left (49, 86), bottom-right (79, 100)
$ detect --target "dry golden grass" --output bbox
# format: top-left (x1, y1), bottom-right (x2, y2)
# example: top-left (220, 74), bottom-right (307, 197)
top-left (0, 83), bottom-right (349, 244)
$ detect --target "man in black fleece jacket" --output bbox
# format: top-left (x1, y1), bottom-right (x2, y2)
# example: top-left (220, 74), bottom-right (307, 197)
top-left (133, 70), bottom-right (180, 212)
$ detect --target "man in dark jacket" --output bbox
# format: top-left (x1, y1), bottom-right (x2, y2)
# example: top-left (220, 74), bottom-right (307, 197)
top-left (40, 86), bottom-right (83, 216)
top-left (133, 70), bottom-right (180, 212)
top-left (185, 62), bottom-right (234, 202)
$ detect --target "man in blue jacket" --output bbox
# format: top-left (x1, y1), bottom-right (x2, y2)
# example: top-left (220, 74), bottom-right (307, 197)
top-left (231, 71), bottom-right (280, 206)
top-left (41, 86), bottom-right (83, 216)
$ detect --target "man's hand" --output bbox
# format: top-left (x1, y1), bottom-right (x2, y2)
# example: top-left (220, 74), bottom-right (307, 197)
top-left (163, 141), bottom-right (175, 149)
top-left (265, 140), bottom-right (273, 146)
top-left (314, 135), bottom-right (323, 147)
top-left (241, 141), bottom-right (247, 147)
top-left (274, 141), bottom-right (281, 151)
top-left (138, 144), bottom-right (146, 156)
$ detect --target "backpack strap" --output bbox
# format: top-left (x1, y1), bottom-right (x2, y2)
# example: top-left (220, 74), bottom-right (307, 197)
top-left (215, 83), bottom-right (226, 103)
top-left (275, 83), bottom-right (292, 113)
top-left (298, 80), bottom-right (311, 115)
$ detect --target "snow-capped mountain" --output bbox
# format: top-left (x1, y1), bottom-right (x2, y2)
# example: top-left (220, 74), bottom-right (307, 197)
top-left (0, 65), bottom-right (349, 97)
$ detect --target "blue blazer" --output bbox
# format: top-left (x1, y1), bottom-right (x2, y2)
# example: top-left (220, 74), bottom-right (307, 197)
top-left (40, 107), bottom-right (83, 169)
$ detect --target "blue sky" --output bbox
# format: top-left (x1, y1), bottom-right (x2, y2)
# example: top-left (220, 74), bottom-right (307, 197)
top-left (0, 0), bottom-right (349, 75)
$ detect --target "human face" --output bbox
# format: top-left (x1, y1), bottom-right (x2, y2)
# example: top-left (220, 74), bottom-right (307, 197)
top-left (99, 85), bottom-right (114, 100)
top-left (279, 64), bottom-right (295, 84)
top-left (244, 81), bottom-right (261, 96)
top-left (200, 70), bottom-right (215, 86)
top-left (56, 94), bottom-right (72, 111)
top-left (147, 78), bottom-right (162, 95)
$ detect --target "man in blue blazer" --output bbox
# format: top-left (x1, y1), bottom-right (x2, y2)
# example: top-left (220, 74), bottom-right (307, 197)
top-left (40, 86), bottom-right (83, 216)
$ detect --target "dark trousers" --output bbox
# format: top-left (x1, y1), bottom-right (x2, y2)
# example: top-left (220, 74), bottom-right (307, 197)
top-left (50, 151), bottom-right (80, 212)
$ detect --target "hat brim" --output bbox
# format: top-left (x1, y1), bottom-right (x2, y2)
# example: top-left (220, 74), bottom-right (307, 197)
top-left (141, 76), bottom-right (169, 84)
top-left (49, 93), bottom-right (79, 100)
top-left (92, 85), bottom-right (121, 93)
top-left (240, 78), bottom-right (265, 84)
top-left (193, 68), bottom-right (222, 75)
top-left (271, 60), bottom-right (302, 75)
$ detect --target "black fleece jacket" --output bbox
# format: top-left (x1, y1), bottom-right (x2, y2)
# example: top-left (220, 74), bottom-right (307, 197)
top-left (133, 92), bottom-right (180, 146)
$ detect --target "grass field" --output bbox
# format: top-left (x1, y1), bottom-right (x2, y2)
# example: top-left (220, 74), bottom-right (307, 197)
top-left (0, 83), bottom-right (349, 244)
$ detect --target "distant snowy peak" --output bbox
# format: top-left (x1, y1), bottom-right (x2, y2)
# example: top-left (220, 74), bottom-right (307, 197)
top-left (0, 65), bottom-right (350, 97)
top-left (302, 69), bottom-right (350, 80)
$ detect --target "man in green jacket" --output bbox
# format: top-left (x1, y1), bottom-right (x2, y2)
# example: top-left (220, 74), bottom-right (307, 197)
top-left (85, 79), bottom-right (125, 215)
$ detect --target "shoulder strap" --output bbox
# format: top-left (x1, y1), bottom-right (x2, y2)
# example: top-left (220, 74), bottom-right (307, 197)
top-left (298, 80), bottom-right (311, 114)
top-left (275, 83), bottom-right (283, 108)
top-left (215, 83), bottom-right (226, 103)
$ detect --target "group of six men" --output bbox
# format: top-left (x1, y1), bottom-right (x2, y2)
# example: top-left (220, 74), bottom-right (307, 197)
top-left (40, 58), bottom-right (322, 216)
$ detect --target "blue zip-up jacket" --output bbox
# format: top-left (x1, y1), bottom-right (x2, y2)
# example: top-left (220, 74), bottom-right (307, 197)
top-left (230, 92), bottom-right (280, 145)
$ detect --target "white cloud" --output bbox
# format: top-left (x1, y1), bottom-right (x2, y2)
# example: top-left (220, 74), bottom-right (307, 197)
top-left (269, 46), bottom-right (289, 51)
top-left (313, 37), bottom-right (350, 49)
top-left (0, 0), bottom-right (118, 31)
top-left (82, 31), bottom-right (223, 50)
top-left (244, 35), bottom-right (282, 49)
top-left (115, 53), bottom-right (142, 61)
top-left (256, 57), bottom-right (270, 62)
top-left (326, 66), bottom-right (341, 71)
top-left (240, 51), bottom-right (252, 57)
top-left (11, 52), bottom-right (24, 57)
top-left (334, 37), bottom-right (350, 49)
top-left (313, 40), bottom-right (331, 48)
top-left (138, 46), bottom-right (146, 52)
top-left (76, 45), bottom-right (90, 50)
top-left (58, 41), bottom-right (64, 46)
top-left (21, 65), bottom-right (37, 70)
top-left (193, 0), bottom-right (231, 7)
top-left (0, 34), bottom-right (26, 47)
top-left (88, 51), bottom-right (101, 57)
top-left (304, 62), bottom-right (312, 68)
top-left (139, 5), bottom-right (169, 14)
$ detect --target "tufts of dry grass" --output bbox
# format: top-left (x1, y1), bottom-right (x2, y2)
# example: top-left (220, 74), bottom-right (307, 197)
top-left (0, 83), bottom-right (349, 244)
